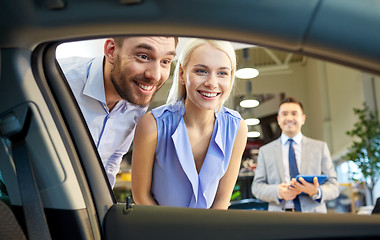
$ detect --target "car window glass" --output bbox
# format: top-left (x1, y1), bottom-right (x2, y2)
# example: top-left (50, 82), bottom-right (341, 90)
top-left (56, 37), bottom-right (380, 215)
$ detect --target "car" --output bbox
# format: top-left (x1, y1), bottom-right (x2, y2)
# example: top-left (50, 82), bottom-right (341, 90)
top-left (1, 0), bottom-right (380, 239)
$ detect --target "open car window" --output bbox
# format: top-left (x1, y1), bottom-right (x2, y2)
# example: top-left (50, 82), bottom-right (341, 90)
top-left (55, 37), bottom-right (380, 214)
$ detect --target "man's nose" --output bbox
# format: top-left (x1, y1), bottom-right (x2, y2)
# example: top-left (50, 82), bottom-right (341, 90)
top-left (145, 62), bottom-right (161, 82)
top-left (285, 115), bottom-right (294, 121)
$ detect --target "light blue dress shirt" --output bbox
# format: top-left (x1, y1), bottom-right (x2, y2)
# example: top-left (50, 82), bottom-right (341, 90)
top-left (58, 56), bottom-right (147, 187)
top-left (151, 100), bottom-right (242, 208)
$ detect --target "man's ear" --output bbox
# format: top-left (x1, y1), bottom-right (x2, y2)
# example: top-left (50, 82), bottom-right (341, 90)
top-left (104, 38), bottom-right (116, 64)
top-left (301, 114), bottom-right (306, 125)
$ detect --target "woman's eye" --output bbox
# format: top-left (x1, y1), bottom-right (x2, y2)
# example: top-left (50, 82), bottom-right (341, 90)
top-left (195, 69), bottom-right (207, 74)
top-left (218, 71), bottom-right (228, 76)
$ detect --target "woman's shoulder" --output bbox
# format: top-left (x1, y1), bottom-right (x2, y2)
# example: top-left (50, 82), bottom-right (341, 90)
top-left (151, 101), bottom-right (183, 119)
top-left (218, 106), bottom-right (242, 120)
top-left (136, 112), bottom-right (157, 133)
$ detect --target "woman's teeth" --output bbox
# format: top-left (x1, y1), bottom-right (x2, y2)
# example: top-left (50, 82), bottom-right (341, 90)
top-left (200, 92), bottom-right (218, 98)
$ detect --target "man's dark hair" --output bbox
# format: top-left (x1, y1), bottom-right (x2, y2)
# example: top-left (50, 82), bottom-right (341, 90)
top-left (279, 96), bottom-right (304, 112)
top-left (113, 36), bottom-right (179, 47)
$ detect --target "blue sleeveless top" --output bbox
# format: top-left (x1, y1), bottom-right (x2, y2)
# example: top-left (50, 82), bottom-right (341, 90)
top-left (150, 100), bottom-right (242, 208)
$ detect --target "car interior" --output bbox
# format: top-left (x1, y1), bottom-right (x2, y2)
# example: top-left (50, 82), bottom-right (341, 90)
top-left (1, 0), bottom-right (380, 239)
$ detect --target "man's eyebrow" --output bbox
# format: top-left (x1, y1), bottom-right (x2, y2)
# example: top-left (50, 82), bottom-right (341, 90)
top-left (167, 51), bottom-right (176, 57)
top-left (135, 44), bottom-right (176, 57)
top-left (135, 44), bottom-right (153, 51)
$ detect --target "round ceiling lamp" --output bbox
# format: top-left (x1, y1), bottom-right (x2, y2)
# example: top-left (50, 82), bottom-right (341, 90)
top-left (240, 99), bottom-right (259, 108)
top-left (247, 131), bottom-right (260, 138)
top-left (236, 68), bottom-right (259, 79)
top-left (245, 118), bottom-right (260, 126)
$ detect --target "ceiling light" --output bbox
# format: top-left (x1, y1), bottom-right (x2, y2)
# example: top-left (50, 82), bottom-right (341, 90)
top-left (247, 131), bottom-right (260, 138)
top-left (245, 118), bottom-right (260, 126)
top-left (240, 99), bottom-right (259, 108)
top-left (236, 68), bottom-right (259, 79)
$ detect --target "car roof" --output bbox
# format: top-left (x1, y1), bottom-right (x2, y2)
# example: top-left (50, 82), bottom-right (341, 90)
top-left (1, 0), bottom-right (379, 73)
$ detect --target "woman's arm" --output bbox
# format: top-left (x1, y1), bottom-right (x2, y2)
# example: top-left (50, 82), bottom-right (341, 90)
top-left (211, 120), bottom-right (248, 209)
top-left (131, 112), bottom-right (159, 205)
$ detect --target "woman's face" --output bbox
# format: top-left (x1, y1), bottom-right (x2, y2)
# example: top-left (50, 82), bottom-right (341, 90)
top-left (181, 44), bottom-right (232, 111)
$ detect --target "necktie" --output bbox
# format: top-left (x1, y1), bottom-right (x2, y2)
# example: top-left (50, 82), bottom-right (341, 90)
top-left (288, 138), bottom-right (301, 211)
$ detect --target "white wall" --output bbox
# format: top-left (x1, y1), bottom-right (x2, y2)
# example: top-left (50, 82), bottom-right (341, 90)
top-left (56, 39), bottom-right (105, 59)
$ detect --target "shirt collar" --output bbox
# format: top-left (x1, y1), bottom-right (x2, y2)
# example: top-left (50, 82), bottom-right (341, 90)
top-left (82, 55), bottom-right (107, 104)
top-left (170, 99), bottom-right (226, 207)
top-left (281, 132), bottom-right (303, 145)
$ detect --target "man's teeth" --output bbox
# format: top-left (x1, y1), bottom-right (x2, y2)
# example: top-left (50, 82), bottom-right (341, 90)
top-left (137, 82), bottom-right (154, 91)
top-left (200, 92), bottom-right (218, 98)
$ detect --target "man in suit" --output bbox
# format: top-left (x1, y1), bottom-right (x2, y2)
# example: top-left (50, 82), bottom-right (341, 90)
top-left (251, 97), bottom-right (339, 212)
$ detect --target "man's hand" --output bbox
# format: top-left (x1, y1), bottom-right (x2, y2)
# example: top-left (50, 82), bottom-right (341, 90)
top-left (278, 183), bottom-right (301, 201)
top-left (290, 177), bottom-right (319, 197)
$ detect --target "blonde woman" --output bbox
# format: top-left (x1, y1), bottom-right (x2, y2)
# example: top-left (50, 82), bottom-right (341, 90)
top-left (132, 38), bottom-right (247, 209)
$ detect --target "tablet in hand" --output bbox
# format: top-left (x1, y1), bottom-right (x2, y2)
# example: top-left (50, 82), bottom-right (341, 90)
top-left (296, 175), bottom-right (328, 185)
top-left (295, 175), bottom-right (328, 195)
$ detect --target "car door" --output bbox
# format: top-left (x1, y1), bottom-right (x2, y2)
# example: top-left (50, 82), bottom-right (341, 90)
top-left (0, 43), bottom-right (111, 239)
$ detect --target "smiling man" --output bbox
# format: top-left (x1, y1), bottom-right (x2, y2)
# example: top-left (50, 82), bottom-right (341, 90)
top-left (59, 36), bottom-right (177, 187)
top-left (251, 96), bottom-right (339, 213)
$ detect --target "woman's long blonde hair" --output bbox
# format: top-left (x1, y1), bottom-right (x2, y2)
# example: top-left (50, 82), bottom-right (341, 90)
top-left (166, 38), bottom-right (237, 110)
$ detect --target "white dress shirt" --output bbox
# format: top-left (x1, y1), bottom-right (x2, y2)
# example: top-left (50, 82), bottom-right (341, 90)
top-left (279, 132), bottom-right (321, 208)
top-left (281, 132), bottom-right (303, 183)
top-left (58, 56), bottom-right (147, 187)
top-left (280, 132), bottom-right (302, 208)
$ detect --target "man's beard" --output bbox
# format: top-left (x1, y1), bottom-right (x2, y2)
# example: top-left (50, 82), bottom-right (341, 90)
top-left (110, 63), bottom-right (163, 107)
